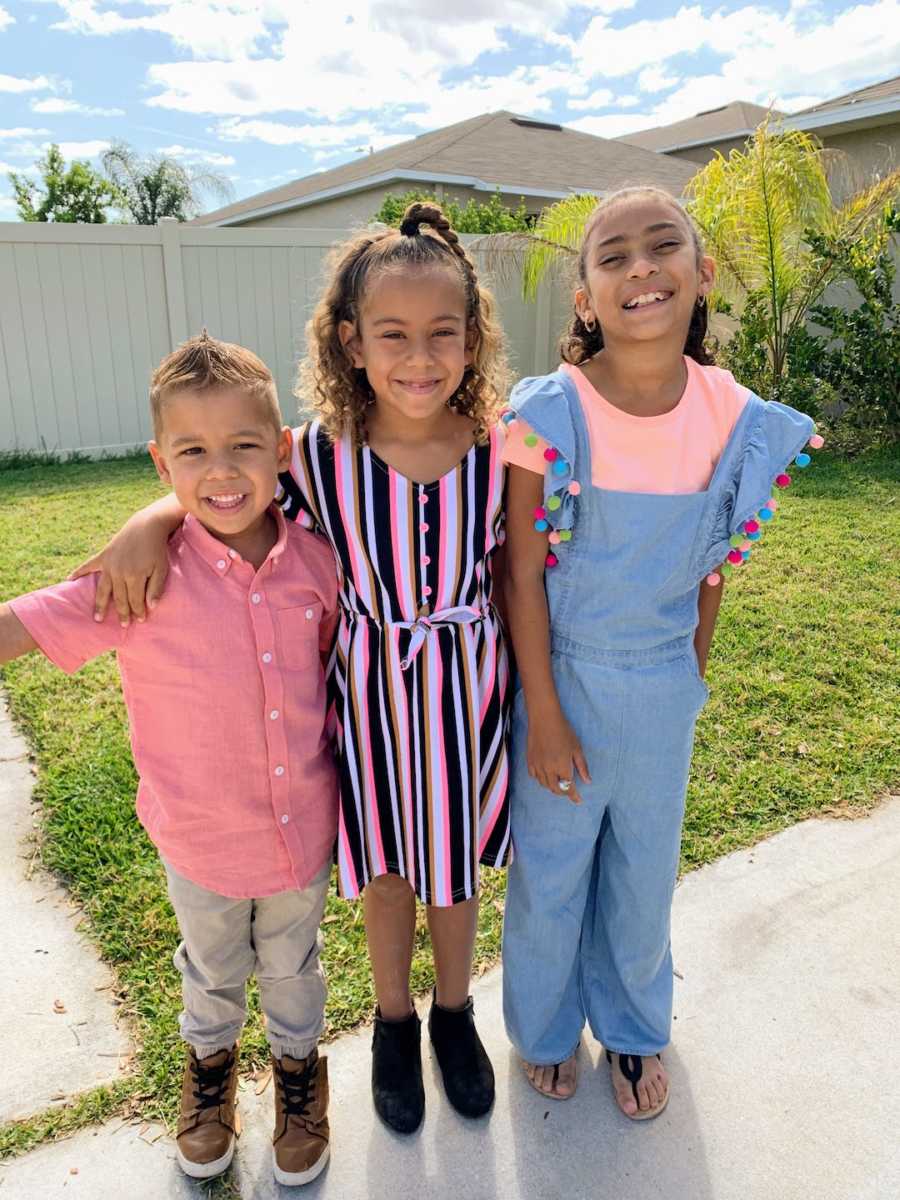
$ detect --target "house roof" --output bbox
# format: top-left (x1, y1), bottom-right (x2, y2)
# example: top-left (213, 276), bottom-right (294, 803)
top-left (796, 74), bottom-right (900, 115)
top-left (616, 101), bottom-right (780, 153)
top-left (194, 111), bottom-right (697, 226)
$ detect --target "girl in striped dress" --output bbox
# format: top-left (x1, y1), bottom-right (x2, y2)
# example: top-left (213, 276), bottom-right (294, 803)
top-left (280, 202), bottom-right (511, 1132)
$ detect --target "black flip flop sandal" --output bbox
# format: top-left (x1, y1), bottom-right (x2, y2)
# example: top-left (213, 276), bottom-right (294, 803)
top-left (522, 1053), bottom-right (578, 1101)
top-left (605, 1050), bottom-right (669, 1121)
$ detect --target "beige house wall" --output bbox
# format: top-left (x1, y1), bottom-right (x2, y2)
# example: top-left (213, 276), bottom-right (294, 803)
top-left (820, 124), bottom-right (900, 202)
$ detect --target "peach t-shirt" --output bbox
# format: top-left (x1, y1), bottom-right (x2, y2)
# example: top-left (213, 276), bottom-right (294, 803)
top-left (503, 359), bottom-right (750, 494)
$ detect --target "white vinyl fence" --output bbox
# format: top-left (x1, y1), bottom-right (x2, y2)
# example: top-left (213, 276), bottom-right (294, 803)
top-left (0, 220), bottom-right (570, 457)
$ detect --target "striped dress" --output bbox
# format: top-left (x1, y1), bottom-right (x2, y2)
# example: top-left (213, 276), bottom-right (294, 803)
top-left (279, 419), bottom-right (511, 906)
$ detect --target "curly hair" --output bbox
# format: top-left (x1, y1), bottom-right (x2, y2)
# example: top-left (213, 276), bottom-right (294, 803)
top-left (298, 201), bottom-right (510, 445)
top-left (560, 185), bottom-right (715, 368)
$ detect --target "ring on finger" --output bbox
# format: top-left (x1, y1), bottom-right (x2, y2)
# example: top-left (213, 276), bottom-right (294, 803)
top-left (558, 779), bottom-right (572, 793)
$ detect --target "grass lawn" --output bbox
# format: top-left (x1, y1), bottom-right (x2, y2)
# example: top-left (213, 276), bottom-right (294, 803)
top-left (0, 446), bottom-right (897, 1158)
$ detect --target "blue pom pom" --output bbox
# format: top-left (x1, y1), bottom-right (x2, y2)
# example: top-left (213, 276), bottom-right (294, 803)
top-left (501, 411), bottom-right (516, 425)
top-left (741, 550), bottom-right (751, 560)
top-left (795, 452), bottom-right (811, 468)
top-left (758, 508), bottom-right (774, 522)
top-left (747, 530), bottom-right (762, 541)
top-left (552, 460), bottom-right (568, 476)
top-left (534, 519), bottom-right (549, 532)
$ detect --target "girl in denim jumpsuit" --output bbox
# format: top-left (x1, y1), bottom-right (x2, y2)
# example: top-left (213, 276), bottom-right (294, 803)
top-left (500, 187), bottom-right (822, 1118)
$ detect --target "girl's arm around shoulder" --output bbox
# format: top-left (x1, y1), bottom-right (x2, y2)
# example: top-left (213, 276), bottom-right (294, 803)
top-left (68, 493), bottom-right (186, 627)
top-left (504, 464), bottom-right (590, 803)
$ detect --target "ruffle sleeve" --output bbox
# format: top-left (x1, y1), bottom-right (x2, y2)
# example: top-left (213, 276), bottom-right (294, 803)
top-left (501, 372), bottom-right (583, 568)
top-left (697, 395), bottom-right (823, 584)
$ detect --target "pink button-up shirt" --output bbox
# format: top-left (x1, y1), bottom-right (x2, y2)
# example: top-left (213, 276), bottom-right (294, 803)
top-left (11, 507), bottom-right (339, 898)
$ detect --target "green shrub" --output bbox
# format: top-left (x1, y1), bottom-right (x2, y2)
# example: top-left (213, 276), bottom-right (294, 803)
top-left (371, 188), bottom-right (532, 233)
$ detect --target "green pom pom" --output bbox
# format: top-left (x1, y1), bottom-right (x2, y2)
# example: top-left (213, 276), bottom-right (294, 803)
top-left (547, 496), bottom-right (561, 511)
top-left (524, 433), bottom-right (538, 448)
top-left (729, 534), bottom-right (743, 548)
top-left (721, 561), bottom-right (734, 578)
top-left (558, 529), bottom-right (572, 542)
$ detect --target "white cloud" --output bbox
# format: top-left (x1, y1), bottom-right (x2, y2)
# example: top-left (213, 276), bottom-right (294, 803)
top-left (157, 143), bottom-right (236, 166)
top-left (0, 73), bottom-right (52, 93)
top-left (614, 94), bottom-right (640, 108)
top-left (568, 88), bottom-right (615, 111)
top-left (0, 127), bottom-right (52, 139)
top-left (216, 119), bottom-right (386, 148)
top-left (568, 112), bottom-right (655, 139)
top-left (32, 98), bottom-right (125, 116)
top-left (638, 66), bottom-right (679, 94)
top-left (0, 194), bottom-right (19, 216)
top-left (50, 140), bottom-right (111, 159)
top-left (0, 6), bottom-right (14, 33)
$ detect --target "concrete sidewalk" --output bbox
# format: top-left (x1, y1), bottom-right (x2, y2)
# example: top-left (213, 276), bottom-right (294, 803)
top-left (1, 799), bottom-right (898, 1200)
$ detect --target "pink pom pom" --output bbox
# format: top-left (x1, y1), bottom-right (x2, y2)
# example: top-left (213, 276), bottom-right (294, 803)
top-left (545, 553), bottom-right (558, 568)
top-left (548, 531), bottom-right (561, 545)
top-left (765, 498), bottom-right (778, 512)
top-left (744, 519), bottom-right (760, 534)
top-left (809, 433), bottom-right (824, 449)
top-left (740, 539), bottom-right (752, 552)
top-left (568, 481), bottom-right (582, 496)
top-left (727, 549), bottom-right (743, 565)
top-left (533, 506), bottom-right (546, 520)
top-left (775, 473), bottom-right (791, 488)
top-left (706, 572), bottom-right (721, 586)
top-left (544, 447), bottom-right (558, 462)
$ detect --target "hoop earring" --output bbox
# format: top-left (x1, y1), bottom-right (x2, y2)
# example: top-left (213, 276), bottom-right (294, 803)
top-left (584, 315), bottom-right (597, 332)
top-left (695, 295), bottom-right (708, 311)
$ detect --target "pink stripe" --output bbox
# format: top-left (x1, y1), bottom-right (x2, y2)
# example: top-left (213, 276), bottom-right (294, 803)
top-left (485, 428), bottom-right (499, 547)
top-left (478, 624), bottom-right (496, 724)
top-left (389, 627), bottom-right (416, 892)
top-left (435, 645), bottom-right (453, 906)
top-left (478, 757), bottom-right (508, 856)
top-left (359, 631), bottom-right (387, 875)
top-left (337, 808), bottom-right (359, 898)
top-left (436, 474), bottom-right (449, 610)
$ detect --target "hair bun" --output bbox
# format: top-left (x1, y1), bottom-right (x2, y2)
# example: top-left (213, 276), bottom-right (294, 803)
top-left (399, 201), bottom-right (446, 237)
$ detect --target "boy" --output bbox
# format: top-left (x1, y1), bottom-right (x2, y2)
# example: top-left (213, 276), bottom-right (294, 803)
top-left (0, 334), bottom-right (338, 1186)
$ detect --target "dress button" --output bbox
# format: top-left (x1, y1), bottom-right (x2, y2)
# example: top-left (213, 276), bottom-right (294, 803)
top-left (420, 523), bottom-right (429, 533)
top-left (262, 652), bottom-right (272, 664)
top-left (274, 765), bottom-right (285, 777)
top-left (422, 585), bottom-right (432, 597)
top-left (281, 814), bottom-right (289, 824)
top-left (270, 709), bottom-right (280, 720)
top-left (419, 492), bottom-right (428, 504)
top-left (228, 549), bottom-right (238, 558)
top-left (423, 555), bottom-right (431, 566)
top-left (251, 593), bottom-right (261, 604)
top-left (305, 609), bottom-right (314, 619)
top-left (216, 560), bottom-right (226, 570)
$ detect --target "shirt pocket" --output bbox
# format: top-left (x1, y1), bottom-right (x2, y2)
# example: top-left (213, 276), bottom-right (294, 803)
top-left (275, 602), bottom-right (323, 670)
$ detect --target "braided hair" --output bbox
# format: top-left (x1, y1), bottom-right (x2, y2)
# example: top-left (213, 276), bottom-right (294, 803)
top-left (560, 186), bottom-right (714, 368)
top-left (299, 201), bottom-right (509, 445)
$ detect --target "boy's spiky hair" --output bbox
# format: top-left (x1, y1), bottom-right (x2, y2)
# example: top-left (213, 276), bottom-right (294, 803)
top-left (150, 331), bottom-right (281, 439)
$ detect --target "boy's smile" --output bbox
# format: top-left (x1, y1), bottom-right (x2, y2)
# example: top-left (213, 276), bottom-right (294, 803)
top-left (149, 387), bottom-right (291, 562)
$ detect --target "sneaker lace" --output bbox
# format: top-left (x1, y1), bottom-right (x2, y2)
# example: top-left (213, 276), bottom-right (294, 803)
top-left (190, 1052), bottom-right (234, 1111)
top-left (276, 1057), bottom-right (316, 1119)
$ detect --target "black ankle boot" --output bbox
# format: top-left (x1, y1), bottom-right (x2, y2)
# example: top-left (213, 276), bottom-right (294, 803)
top-left (428, 992), bottom-right (495, 1118)
top-left (371, 1007), bottom-right (425, 1134)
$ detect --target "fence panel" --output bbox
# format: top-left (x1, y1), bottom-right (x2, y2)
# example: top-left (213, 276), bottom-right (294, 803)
top-left (0, 222), bottom-right (562, 456)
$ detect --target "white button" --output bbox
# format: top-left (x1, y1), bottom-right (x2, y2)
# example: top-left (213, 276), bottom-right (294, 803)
top-left (281, 814), bottom-right (289, 824)
top-left (228, 549), bottom-right (238, 559)
top-left (274, 765), bottom-right (285, 777)
top-left (251, 593), bottom-right (261, 604)
top-left (216, 559), bottom-right (226, 570)
top-left (270, 709), bottom-right (280, 720)
top-left (305, 608), bottom-right (314, 620)
top-left (262, 652), bottom-right (272, 664)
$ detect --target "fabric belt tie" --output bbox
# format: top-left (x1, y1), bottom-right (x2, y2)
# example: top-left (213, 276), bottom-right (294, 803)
top-left (371, 605), bottom-right (490, 671)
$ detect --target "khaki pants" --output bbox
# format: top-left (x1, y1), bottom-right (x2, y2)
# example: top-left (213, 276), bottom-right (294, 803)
top-left (163, 860), bottom-right (330, 1060)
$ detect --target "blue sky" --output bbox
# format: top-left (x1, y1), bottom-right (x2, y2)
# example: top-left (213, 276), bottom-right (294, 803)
top-left (1, 0), bottom-right (898, 218)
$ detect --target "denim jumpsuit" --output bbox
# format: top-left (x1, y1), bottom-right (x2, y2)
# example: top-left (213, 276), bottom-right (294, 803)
top-left (502, 369), bottom-right (815, 1064)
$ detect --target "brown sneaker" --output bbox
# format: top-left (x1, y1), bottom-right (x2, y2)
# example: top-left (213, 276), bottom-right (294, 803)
top-left (175, 1045), bottom-right (240, 1179)
top-left (272, 1049), bottom-right (330, 1186)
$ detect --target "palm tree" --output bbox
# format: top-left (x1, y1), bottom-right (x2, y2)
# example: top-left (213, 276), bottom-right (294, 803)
top-left (492, 120), bottom-right (900, 386)
top-left (101, 141), bottom-right (234, 225)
